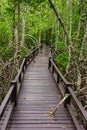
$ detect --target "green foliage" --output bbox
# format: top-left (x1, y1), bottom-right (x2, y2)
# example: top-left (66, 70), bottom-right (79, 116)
top-left (55, 53), bottom-right (68, 73)
top-left (25, 35), bottom-right (38, 49)
top-left (54, 41), bottom-right (68, 73)
top-left (55, 41), bottom-right (67, 51)
top-left (0, 46), bottom-right (13, 61)
top-left (20, 47), bottom-right (28, 59)
top-left (0, 22), bottom-right (11, 46)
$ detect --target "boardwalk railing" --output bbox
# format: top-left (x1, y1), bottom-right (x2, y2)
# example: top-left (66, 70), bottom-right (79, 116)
top-left (0, 47), bottom-right (39, 130)
top-left (48, 57), bottom-right (87, 130)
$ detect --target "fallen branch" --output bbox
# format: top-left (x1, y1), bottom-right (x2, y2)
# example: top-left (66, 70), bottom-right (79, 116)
top-left (49, 94), bottom-right (70, 116)
top-left (49, 88), bottom-right (80, 116)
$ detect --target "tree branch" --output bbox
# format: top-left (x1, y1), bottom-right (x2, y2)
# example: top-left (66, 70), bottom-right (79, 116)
top-left (48, 0), bottom-right (70, 45)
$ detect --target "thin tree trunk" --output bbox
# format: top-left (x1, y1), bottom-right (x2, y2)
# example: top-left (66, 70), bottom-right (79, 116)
top-left (77, 11), bottom-right (81, 39)
top-left (69, 0), bottom-right (72, 44)
top-left (21, 17), bottom-right (25, 46)
top-left (66, 0), bottom-right (73, 73)
top-left (55, 19), bottom-right (59, 50)
top-left (39, 5), bottom-right (43, 46)
top-left (80, 0), bottom-right (87, 57)
top-left (18, 2), bottom-right (21, 46)
top-left (39, 29), bottom-right (41, 45)
top-left (14, 2), bottom-right (21, 70)
top-left (12, 0), bottom-right (16, 45)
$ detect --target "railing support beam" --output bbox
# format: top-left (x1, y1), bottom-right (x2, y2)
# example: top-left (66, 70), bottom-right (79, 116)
top-left (48, 57), bottom-right (51, 69)
top-left (57, 74), bottom-right (60, 84)
top-left (64, 84), bottom-right (71, 107)
top-left (11, 81), bottom-right (17, 106)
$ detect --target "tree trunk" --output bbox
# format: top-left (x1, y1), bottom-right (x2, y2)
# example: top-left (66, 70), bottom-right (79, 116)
top-left (21, 17), bottom-right (25, 46)
top-left (18, 2), bottom-right (21, 46)
top-left (69, 0), bottom-right (72, 44)
top-left (66, 0), bottom-right (73, 73)
top-left (80, 0), bottom-right (87, 57)
top-left (12, 0), bottom-right (16, 45)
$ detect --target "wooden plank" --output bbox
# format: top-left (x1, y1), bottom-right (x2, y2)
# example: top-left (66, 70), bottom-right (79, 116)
top-left (7, 110), bottom-right (70, 114)
top-left (8, 128), bottom-right (76, 130)
top-left (9, 116), bottom-right (72, 120)
top-left (8, 123), bottom-right (75, 128)
top-left (8, 120), bottom-right (73, 124)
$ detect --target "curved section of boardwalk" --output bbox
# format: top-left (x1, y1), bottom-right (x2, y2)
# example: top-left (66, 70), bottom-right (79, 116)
top-left (8, 46), bottom-right (76, 130)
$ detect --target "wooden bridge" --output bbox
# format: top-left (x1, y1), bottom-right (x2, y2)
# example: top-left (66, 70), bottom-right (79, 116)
top-left (0, 45), bottom-right (87, 130)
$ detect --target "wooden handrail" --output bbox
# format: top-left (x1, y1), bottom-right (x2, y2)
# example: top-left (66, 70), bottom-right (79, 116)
top-left (12, 58), bottom-right (26, 83)
top-left (50, 58), bottom-right (69, 85)
top-left (0, 46), bottom-right (39, 130)
top-left (48, 57), bottom-right (87, 130)
top-left (0, 85), bottom-right (14, 117)
top-left (68, 87), bottom-right (87, 121)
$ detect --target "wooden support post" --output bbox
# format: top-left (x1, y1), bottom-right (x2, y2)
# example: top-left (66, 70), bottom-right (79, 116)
top-left (37, 48), bottom-right (39, 54)
top-left (34, 50), bottom-right (36, 56)
top-left (19, 73), bottom-right (21, 82)
top-left (37, 48), bottom-right (39, 55)
top-left (22, 64), bottom-right (25, 73)
top-left (64, 84), bottom-right (71, 107)
top-left (11, 81), bottom-right (17, 106)
top-left (48, 57), bottom-right (51, 69)
top-left (52, 65), bottom-right (55, 74)
top-left (35, 49), bottom-right (37, 56)
top-left (25, 56), bottom-right (27, 67)
top-left (28, 55), bottom-right (30, 63)
top-left (35, 50), bottom-right (36, 56)
top-left (57, 74), bottom-right (60, 84)
top-left (33, 51), bottom-right (35, 59)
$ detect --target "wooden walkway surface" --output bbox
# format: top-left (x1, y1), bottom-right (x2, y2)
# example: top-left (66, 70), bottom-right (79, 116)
top-left (7, 45), bottom-right (76, 130)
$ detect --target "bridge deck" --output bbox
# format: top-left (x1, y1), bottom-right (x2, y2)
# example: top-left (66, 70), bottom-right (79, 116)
top-left (7, 46), bottom-right (76, 130)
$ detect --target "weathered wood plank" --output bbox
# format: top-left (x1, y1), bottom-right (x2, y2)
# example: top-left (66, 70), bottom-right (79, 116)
top-left (8, 124), bottom-right (75, 128)
top-left (8, 128), bottom-right (76, 130)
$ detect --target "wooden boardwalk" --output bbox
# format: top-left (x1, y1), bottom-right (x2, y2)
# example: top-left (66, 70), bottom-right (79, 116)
top-left (7, 46), bottom-right (76, 130)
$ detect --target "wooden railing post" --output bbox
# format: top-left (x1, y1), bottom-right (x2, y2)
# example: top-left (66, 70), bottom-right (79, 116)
top-left (11, 81), bottom-right (17, 106)
top-left (37, 48), bottom-right (39, 55)
top-left (52, 65), bottom-right (55, 74)
top-left (22, 63), bottom-right (25, 73)
top-left (33, 50), bottom-right (35, 59)
top-left (48, 57), bottom-right (51, 69)
top-left (19, 73), bottom-right (21, 82)
top-left (64, 84), bottom-right (71, 107)
top-left (35, 48), bottom-right (36, 55)
top-left (25, 56), bottom-right (27, 67)
top-left (57, 74), bottom-right (60, 84)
